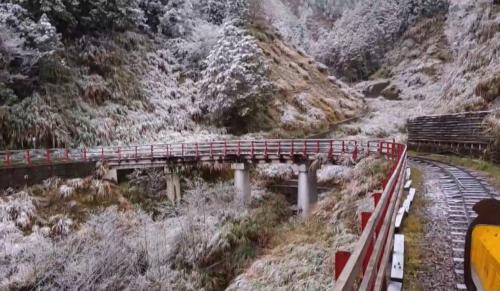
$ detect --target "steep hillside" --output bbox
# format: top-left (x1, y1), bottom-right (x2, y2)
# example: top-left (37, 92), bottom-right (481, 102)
top-left (249, 27), bottom-right (364, 136)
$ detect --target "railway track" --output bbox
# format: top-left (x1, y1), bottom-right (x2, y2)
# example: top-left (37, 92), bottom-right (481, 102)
top-left (411, 157), bottom-right (500, 290)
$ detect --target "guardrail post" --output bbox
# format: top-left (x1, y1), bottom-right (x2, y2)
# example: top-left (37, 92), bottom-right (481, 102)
top-left (373, 192), bottom-right (382, 207)
top-left (26, 150), bottom-right (32, 166)
top-left (361, 212), bottom-right (373, 274)
top-left (303, 141), bottom-right (308, 157)
top-left (291, 141), bottom-right (295, 156)
top-left (251, 141), bottom-right (255, 159)
top-left (135, 146), bottom-right (138, 160)
top-left (196, 143), bottom-right (200, 159)
top-left (223, 141), bottom-right (227, 156)
top-left (151, 145), bottom-right (154, 158)
top-left (278, 141), bottom-right (281, 156)
top-left (118, 147), bottom-right (121, 160)
top-left (101, 148), bottom-right (104, 160)
top-left (352, 145), bottom-right (358, 161)
top-left (237, 141), bottom-right (241, 156)
top-left (265, 141), bottom-right (268, 159)
top-left (65, 149), bottom-right (69, 161)
top-left (5, 151), bottom-right (11, 166)
top-left (342, 141), bottom-right (345, 153)
top-left (83, 148), bottom-right (87, 161)
top-left (46, 149), bottom-right (51, 164)
top-left (210, 143), bottom-right (214, 158)
top-left (182, 143), bottom-right (185, 157)
top-left (316, 141), bottom-right (320, 154)
top-left (335, 251), bottom-right (351, 280)
top-left (328, 141), bottom-right (333, 161)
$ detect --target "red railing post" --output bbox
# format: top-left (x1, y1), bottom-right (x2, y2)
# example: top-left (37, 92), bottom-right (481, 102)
top-left (182, 143), bottom-right (185, 157)
top-left (237, 141), bottom-right (241, 156)
top-left (223, 141), bottom-right (227, 156)
top-left (361, 212), bottom-right (372, 231)
top-left (361, 211), bottom-right (373, 274)
top-left (328, 141), bottom-right (333, 160)
top-left (135, 146), bottom-right (138, 160)
top-left (83, 148), bottom-right (87, 161)
top-left (352, 145), bottom-right (358, 161)
top-left (151, 145), bottom-right (154, 158)
top-left (26, 150), bottom-right (32, 166)
top-left (101, 148), bottom-right (104, 160)
top-left (196, 143), bottom-right (200, 159)
top-left (46, 149), bottom-right (51, 164)
top-left (118, 147), bottom-right (121, 160)
top-left (342, 141), bottom-right (345, 153)
top-left (316, 141), bottom-right (320, 154)
top-left (372, 192), bottom-right (382, 207)
top-left (65, 149), bottom-right (69, 161)
top-left (303, 141), bottom-right (308, 156)
top-left (251, 141), bottom-right (255, 159)
top-left (335, 251), bottom-right (351, 280)
top-left (291, 141), bottom-right (295, 156)
top-left (5, 151), bottom-right (11, 166)
top-left (264, 141), bottom-right (268, 159)
top-left (210, 143), bottom-right (214, 158)
top-left (277, 141), bottom-right (281, 156)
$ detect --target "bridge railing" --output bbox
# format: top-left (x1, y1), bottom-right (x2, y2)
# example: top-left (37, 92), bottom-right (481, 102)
top-left (334, 142), bottom-right (407, 291)
top-left (0, 139), bottom-right (401, 168)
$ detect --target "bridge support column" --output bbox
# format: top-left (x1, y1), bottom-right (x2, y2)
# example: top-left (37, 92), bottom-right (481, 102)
top-left (232, 163), bottom-right (251, 205)
top-left (165, 168), bottom-right (182, 205)
top-left (298, 164), bottom-right (318, 217)
top-left (103, 168), bottom-right (118, 184)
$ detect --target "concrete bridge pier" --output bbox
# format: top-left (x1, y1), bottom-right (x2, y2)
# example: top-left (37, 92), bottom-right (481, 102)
top-left (165, 168), bottom-right (182, 205)
top-left (103, 168), bottom-right (118, 184)
top-left (298, 164), bottom-right (318, 217)
top-left (232, 163), bottom-right (251, 205)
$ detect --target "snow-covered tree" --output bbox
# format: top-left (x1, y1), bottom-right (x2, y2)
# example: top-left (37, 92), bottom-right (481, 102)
top-left (226, 0), bottom-right (249, 25)
top-left (159, 0), bottom-right (195, 37)
top-left (312, 0), bottom-right (449, 81)
top-left (15, 0), bottom-right (146, 36)
top-left (197, 23), bottom-right (274, 127)
top-left (195, 0), bottom-right (227, 25)
top-left (0, 3), bottom-right (60, 101)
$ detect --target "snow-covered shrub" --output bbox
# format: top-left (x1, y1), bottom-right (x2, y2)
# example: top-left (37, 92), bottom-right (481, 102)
top-left (0, 191), bottom-right (36, 229)
top-left (317, 165), bottom-right (352, 183)
top-left (312, 0), bottom-right (449, 81)
top-left (197, 23), bottom-right (274, 128)
top-left (128, 168), bottom-right (166, 196)
top-left (49, 215), bottom-right (73, 236)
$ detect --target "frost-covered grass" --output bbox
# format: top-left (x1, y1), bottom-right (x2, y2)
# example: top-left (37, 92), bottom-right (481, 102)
top-left (227, 156), bottom-right (391, 289)
top-left (0, 175), bottom-right (291, 290)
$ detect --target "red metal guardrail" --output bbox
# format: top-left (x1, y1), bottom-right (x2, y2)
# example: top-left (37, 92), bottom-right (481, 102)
top-left (334, 142), bottom-right (407, 290)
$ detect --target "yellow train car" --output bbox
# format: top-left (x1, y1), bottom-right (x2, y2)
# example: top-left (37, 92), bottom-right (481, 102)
top-left (470, 225), bottom-right (500, 291)
top-left (465, 199), bottom-right (500, 291)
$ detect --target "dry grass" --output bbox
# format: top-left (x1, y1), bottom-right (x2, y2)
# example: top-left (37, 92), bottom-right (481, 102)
top-left (248, 26), bottom-right (364, 137)
top-left (402, 166), bottom-right (428, 291)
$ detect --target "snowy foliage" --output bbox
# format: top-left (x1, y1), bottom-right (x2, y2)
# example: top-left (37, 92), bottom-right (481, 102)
top-left (197, 23), bottom-right (274, 125)
top-left (14, 0), bottom-right (146, 36)
top-left (312, 0), bottom-right (449, 81)
top-left (0, 180), bottom-right (254, 290)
